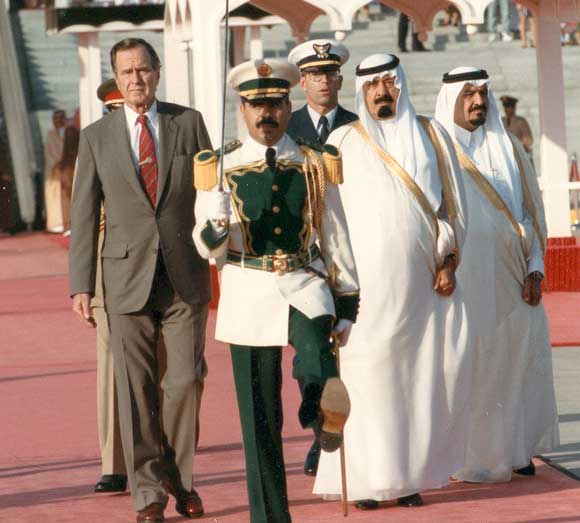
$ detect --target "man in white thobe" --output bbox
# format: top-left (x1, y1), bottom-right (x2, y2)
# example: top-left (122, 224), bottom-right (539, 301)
top-left (313, 54), bottom-right (472, 510)
top-left (435, 66), bottom-right (559, 482)
top-left (44, 109), bottom-right (66, 232)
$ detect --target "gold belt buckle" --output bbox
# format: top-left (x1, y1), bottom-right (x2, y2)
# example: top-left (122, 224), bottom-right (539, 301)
top-left (272, 249), bottom-right (291, 275)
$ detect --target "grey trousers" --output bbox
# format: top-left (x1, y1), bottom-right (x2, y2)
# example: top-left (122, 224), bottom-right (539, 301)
top-left (108, 261), bottom-right (208, 511)
top-left (487, 0), bottom-right (511, 34)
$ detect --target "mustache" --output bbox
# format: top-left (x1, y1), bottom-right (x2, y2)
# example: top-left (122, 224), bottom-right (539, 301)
top-left (469, 104), bottom-right (487, 113)
top-left (257, 118), bottom-right (279, 127)
top-left (373, 95), bottom-right (394, 105)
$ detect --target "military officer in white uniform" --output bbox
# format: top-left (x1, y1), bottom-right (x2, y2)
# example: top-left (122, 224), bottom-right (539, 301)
top-left (192, 59), bottom-right (360, 523)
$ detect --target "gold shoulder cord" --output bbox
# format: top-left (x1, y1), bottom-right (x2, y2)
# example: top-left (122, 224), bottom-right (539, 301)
top-left (455, 145), bottom-right (522, 237)
top-left (418, 116), bottom-right (460, 262)
top-left (510, 138), bottom-right (546, 255)
top-left (300, 146), bottom-right (327, 236)
top-left (351, 120), bottom-right (440, 239)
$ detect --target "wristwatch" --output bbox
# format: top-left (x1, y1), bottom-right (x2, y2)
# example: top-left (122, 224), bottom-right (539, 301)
top-left (528, 271), bottom-right (544, 282)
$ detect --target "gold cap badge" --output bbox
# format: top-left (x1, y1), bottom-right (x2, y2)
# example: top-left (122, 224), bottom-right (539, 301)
top-left (313, 43), bottom-right (331, 59)
top-left (257, 63), bottom-right (272, 77)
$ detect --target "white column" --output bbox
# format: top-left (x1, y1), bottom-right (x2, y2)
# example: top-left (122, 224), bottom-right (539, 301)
top-left (164, 32), bottom-right (191, 106)
top-left (535, 10), bottom-right (571, 237)
top-left (231, 26), bottom-right (247, 140)
top-left (249, 26), bottom-right (263, 60)
top-left (191, 13), bottom-right (223, 145)
top-left (78, 33), bottom-right (103, 129)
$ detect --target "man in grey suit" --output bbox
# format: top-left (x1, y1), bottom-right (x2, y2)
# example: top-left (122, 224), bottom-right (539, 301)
top-left (70, 38), bottom-right (211, 523)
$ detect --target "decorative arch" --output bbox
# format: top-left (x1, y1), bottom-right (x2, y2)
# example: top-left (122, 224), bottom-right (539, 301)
top-left (249, 0), bottom-right (325, 39)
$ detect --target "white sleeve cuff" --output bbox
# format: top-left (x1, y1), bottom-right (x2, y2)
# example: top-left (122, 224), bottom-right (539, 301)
top-left (435, 219), bottom-right (455, 265)
top-left (527, 257), bottom-right (544, 276)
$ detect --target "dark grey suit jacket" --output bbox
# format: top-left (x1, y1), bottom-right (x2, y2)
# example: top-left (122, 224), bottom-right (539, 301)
top-left (286, 104), bottom-right (359, 144)
top-left (69, 101), bottom-right (213, 314)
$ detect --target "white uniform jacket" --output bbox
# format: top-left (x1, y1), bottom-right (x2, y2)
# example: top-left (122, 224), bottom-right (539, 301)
top-left (193, 134), bottom-right (360, 347)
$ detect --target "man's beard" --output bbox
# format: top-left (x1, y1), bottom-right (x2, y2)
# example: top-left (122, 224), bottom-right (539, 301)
top-left (468, 114), bottom-right (487, 126)
top-left (468, 105), bottom-right (487, 127)
top-left (377, 104), bottom-right (394, 118)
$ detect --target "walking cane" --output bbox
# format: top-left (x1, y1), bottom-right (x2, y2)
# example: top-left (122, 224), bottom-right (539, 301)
top-left (332, 337), bottom-right (349, 517)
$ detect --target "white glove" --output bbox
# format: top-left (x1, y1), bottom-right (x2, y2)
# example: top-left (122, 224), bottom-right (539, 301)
top-left (331, 319), bottom-right (353, 347)
top-left (207, 191), bottom-right (231, 223)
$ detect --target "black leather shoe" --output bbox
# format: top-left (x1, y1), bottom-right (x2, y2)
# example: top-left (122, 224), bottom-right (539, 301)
top-left (94, 474), bottom-right (128, 493)
top-left (174, 488), bottom-right (204, 519)
top-left (514, 461), bottom-right (536, 476)
top-left (355, 499), bottom-right (379, 510)
top-left (304, 440), bottom-right (321, 476)
top-left (397, 493), bottom-right (424, 507)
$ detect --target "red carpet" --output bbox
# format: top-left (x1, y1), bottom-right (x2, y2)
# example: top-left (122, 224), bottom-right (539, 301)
top-left (544, 292), bottom-right (580, 347)
top-left (1, 233), bottom-right (580, 523)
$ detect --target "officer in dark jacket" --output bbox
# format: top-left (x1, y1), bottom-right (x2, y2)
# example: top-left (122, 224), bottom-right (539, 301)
top-left (287, 39), bottom-right (358, 147)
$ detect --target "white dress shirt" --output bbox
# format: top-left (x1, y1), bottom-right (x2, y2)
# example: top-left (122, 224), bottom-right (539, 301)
top-left (307, 105), bottom-right (338, 139)
top-left (124, 101), bottom-right (160, 170)
top-left (243, 133), bottom-right (288, 160)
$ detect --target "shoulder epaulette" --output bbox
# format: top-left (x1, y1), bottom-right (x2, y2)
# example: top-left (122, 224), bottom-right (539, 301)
top-left (193, 139), bottom-right (242, 190)
top-left (295, 137), bottom-right (324, 153)
top-left (296, 137), bottom-right (343, 184)
top-left (322, 143), bottom-right (343, 185)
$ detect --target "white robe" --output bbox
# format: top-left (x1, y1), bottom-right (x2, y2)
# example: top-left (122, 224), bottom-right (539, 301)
top-left (453, 137), bottom-right (559, 482)
top-left (313, 119), bottom-right (473, 501)
top-left (44, 128), bottom-right (64, 231)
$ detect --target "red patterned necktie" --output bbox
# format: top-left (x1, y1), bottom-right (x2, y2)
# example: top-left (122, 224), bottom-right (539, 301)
top-left (137, 114), bottom-right (158, 206)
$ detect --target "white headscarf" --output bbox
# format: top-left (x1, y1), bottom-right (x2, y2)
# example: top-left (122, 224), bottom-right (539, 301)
top-left (355, 54), bottom-right (441, 212)
top-left (435, 66), bottom-right (521, 218)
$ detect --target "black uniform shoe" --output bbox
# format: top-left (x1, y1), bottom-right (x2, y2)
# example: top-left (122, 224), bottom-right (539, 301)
top-left (397, 493), bottom-right (424, 507)
top-left (304, 440), bottom-right (321, 476)
top-left (514, 461), bottom-right (536, 476)
top-left (94, 474), bottom-right (128, 493)
top-left (355, 499), bottom-right (379, 510)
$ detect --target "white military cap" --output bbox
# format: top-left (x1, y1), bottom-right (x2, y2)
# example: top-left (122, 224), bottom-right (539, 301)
top-left (227, 58), bottom-right (300, 100)
top-left (288, 39), bottom-right (350, 72)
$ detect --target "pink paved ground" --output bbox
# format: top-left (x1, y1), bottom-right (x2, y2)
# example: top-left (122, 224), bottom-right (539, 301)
top-left (1, 233), bottom-right (580, 523)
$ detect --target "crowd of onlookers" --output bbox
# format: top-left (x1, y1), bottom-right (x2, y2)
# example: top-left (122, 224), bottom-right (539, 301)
top-left (10, 0), bottom-right (580, 47)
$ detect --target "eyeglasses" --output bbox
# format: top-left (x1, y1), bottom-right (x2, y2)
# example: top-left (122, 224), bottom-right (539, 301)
top-left (305, 71), bottom-right (340, 83)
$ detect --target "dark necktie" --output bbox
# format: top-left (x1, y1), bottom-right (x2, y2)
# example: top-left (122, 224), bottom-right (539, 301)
top-left (319, 115), bottom-right (330, 144)
top-left (137, 114), bottom-right (158, 206)
top-left (266, 147), bottom-right (276, 171)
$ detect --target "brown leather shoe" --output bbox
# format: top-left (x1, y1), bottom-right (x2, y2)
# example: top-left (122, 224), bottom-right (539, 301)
top-left (318, 377), bottom-right (351, 452)
top-left (175, 488), bottom-right (204, 519)
top-left (136, 503), bottom-right (165, 523)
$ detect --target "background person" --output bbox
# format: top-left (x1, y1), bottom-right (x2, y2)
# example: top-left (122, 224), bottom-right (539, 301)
top-left (44, 109), bottom-right (66, 232)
